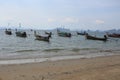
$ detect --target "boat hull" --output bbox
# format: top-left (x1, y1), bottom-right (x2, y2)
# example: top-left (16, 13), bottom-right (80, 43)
top-left (16, 32), bottom-right (27, 37)
top-left (86, 34), bottom-right (107, 41)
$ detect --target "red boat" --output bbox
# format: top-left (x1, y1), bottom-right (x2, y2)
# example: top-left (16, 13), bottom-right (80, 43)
top-left (107, 33), bottom-right (120, 38)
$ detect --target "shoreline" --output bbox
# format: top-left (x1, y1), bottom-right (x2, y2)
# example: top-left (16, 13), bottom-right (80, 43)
top-left (0, 53), bottom-right (116, 65)
top-left (0, 55), bottom-right (120, 80)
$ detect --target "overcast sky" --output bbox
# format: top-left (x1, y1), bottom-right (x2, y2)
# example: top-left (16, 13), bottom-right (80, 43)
top-left (0, 0), bottom-right (120, 30)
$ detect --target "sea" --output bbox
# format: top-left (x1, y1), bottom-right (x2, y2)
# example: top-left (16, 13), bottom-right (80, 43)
top-left (0, 29), bottom-right (120, 65)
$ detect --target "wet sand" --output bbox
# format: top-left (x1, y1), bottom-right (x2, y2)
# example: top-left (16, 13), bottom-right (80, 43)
top-left (0, 55), bottom-right (120, 80)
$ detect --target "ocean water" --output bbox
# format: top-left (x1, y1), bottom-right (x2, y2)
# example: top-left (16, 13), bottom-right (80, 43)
top-left (0, 29), bottom-right (120, 64)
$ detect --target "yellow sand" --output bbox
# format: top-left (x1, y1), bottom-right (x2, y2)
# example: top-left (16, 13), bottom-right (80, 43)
top-left (0, 55), bottom-right (120, 80)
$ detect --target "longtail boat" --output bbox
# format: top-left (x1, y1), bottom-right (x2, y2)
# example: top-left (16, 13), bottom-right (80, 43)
top-left (15, 23), bottom-right (27, 38)
top-left (57, 29), bottom-right (71, 37)
top-left (85, 33), bottom-right (107, 41)
top-left (34, 31), bottom-right (50, 42)
top-left (15, 31), bottom-right (27, 38)
top-left (5, 29), bottom-right (12, 35)
top-left (45, 31), bottom-right (52, 38)
top-left (77, 32), bottom-right (86, 35)
top-left (107, 33), bottom-right (120, 38)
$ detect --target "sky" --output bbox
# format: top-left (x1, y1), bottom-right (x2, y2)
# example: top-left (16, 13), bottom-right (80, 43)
top-left (0, 0), bottom-right (120, 30)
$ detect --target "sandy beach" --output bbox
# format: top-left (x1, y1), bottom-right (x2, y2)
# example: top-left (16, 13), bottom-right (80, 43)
top-left (0, 55), bottom-right (120, 80)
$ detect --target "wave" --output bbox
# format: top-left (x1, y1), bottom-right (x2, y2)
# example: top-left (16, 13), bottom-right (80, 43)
top-left (43, 48), bottom-right (98, 53)
top-left (70, 48), bottom-right (98, 52)
top-left (15, 49), bottom-right (38, 53)
top-left (43, 48), bottom-right (65, 52)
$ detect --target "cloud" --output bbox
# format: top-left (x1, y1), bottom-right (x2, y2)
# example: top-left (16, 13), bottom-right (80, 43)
top-left (62, 17), bottom-right (79, 23)
top-left (47, 18), bottom-right (56, 23)
top-left (95, 20), bottom-right (104, 24)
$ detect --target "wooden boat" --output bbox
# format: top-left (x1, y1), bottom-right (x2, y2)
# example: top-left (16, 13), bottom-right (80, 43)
top-left (45, 31), bottom-right (52, 38)
top-left (85, 33), bottom-right (107, 41)
top-left (77, 32), bottom-right (86, 35)
top-left (34, 31), bottom-right (50, 42)
top-left (45, 31), bottom-right (52, 35)
top-left (107, 33), bottom-right (120, 38)
top-left (58, 32), bottom-right (71, 37)
top-left (15, 23), bottom-right (27, 37)
top-left (57, 29), bottom-right (71, 37)
top-left (5, 29), bottom-right (12, 35)
top-left (15, 31), bottom-right (27, 37)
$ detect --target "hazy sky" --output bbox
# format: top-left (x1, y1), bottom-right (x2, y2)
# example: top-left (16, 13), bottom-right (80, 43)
top-left (0, 0), bottom-right (120, 30)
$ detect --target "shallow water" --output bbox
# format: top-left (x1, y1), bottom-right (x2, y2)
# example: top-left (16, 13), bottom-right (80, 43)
top-left (0, 29), bottom-right (120, 64)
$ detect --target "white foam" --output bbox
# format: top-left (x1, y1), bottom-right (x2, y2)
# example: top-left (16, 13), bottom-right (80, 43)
top-left (0, 54), bottom-right (114, 65)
